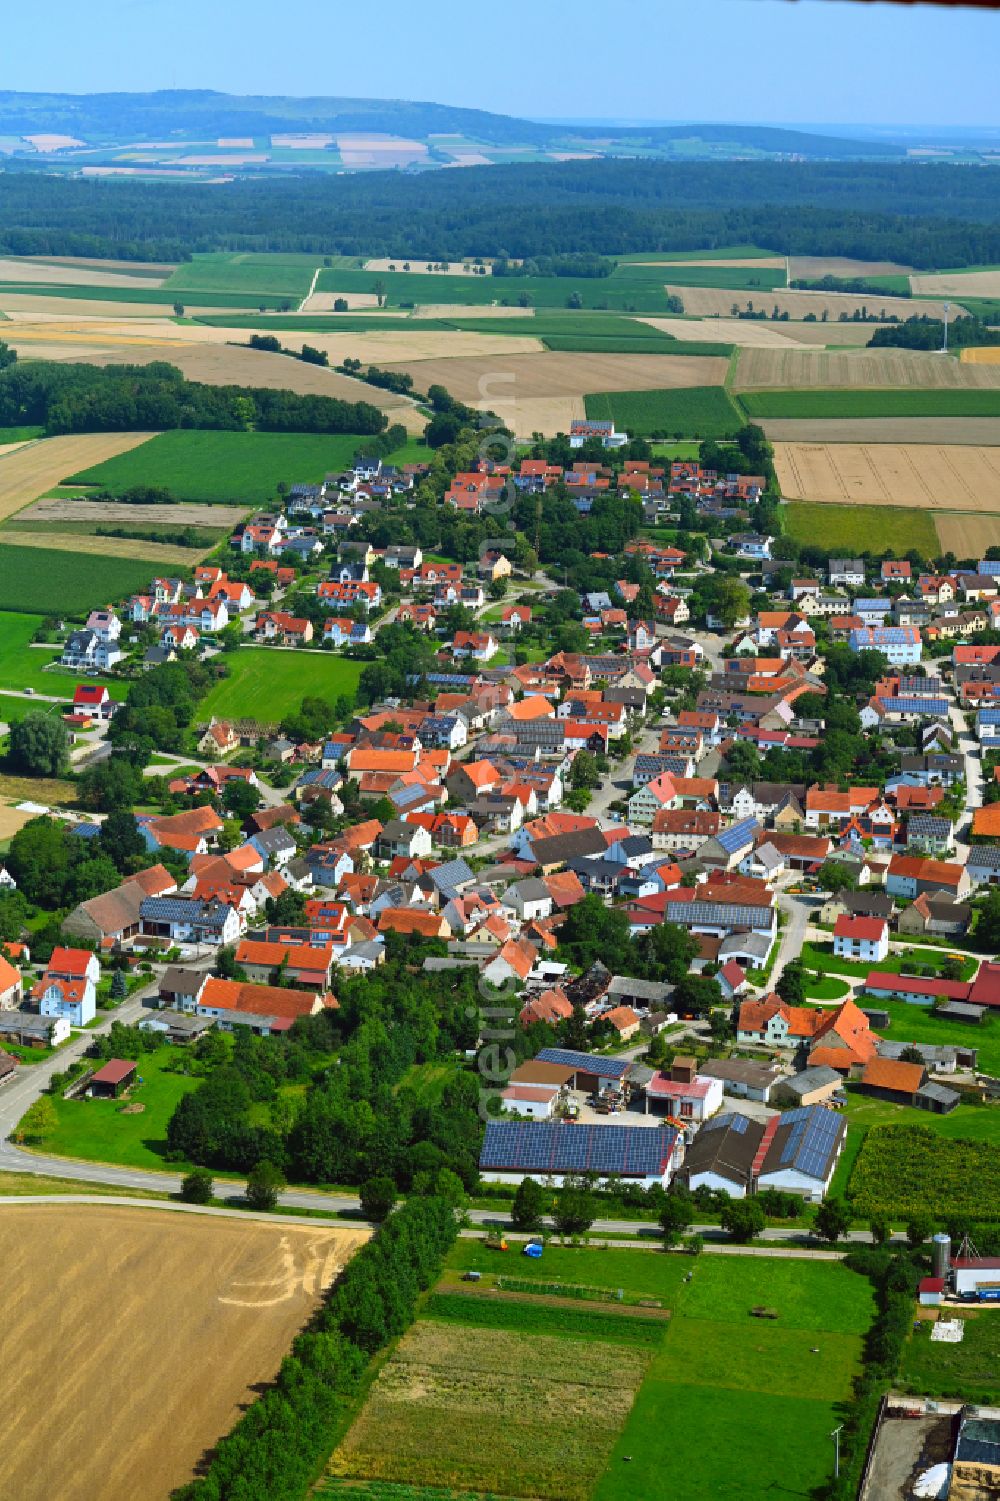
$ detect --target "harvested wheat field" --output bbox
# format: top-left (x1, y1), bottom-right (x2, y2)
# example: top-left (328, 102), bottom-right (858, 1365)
top-left (763, 418), bottom-right (1000, 446)
top-left (0, 1204), bottom-right (367, 1501)
top-left (962, 347), bottom-right (1000, 365)
top-left (21, 497), bottom-right (248, 528)
top-left (412, 304), bottom-right (535, 319)
top-left (934, 511), bottom-right (1000, 556)
top-left (734, 347), bottom-right (1000, 390)
top-left (0, 294), bottom-right (183, 319)
top-left (78, 343), bottom-right (426, 431)
top-left (0, 433), bottom-right (157, 522)
top-left (789, 256), bottom-right (915, 279)
top-left (774, 442), bottom-right (1000, 511)
top-left (0, 531), bottom-right (219, 564)
top-left (673, 284), bottom-right (959, 322)
top-left (380, 351), bottom-right (728, 405)
top-left (912, 270), bottom-right (1000, 298)
top-left (639, 316), bottom-right (801, 348)
top-left (241, 329), bottom-right (544, 363)
top-left (364, 257), bottom-right (491, 275)
top-left (301, 291), bottom-right (382, 312)
top-left (771, 322), bottom-right (899, 347)
top-left (0, 801), bottom-right (34, 839)
top-left (0, 257), bottom-right (168, 289)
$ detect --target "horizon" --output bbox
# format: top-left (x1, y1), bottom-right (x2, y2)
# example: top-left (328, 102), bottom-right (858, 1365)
top-left (1, 0), bottom-right (998, 130)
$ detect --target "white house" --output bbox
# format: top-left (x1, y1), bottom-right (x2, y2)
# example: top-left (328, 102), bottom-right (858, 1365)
top-left (500, 1082), bottom-right (560, 1119)
top-left (833, 914), bottom-right (889, 964)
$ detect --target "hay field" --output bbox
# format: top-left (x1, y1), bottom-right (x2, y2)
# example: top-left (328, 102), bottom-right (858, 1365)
top-left (78, 343), bottom-right (425, 431)
top-left (912, 270), bottom-right (1000, 297)
top-left (762, 418), bottom-right (1000, 445)
top-left (0, 531), bottom-right (215, 565)
top-left (0, 1204), bottom-right (367, 1501)
top-left (0, 258), bottom-right (168, 289)
top-left (673, 284), bottom-right (958, 321)
top-left (21, 497), bottom-right (248, 528)
top-left (789, 256), bottom-right (915, 279)
top-left (379, 351), bottom-right (728, 403)
top-left (933, 511), bottom-right (1000, 556)
top-left (0, 432), bottom-right (157, 522)
top-left (734, 347), bottom-right (1000, 390)
top-left (962, 347), bottom-right (1000, 365)
top-left (774, 441), bottom-right (1000, 511)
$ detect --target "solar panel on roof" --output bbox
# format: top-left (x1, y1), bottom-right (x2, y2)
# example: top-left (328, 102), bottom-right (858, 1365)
top-left (480, 1121), bottom-right (674, 1177)
top-left (535, 1048), bottom-right (630, 1079)
top-left (715, 819), bottom-right (759, 853)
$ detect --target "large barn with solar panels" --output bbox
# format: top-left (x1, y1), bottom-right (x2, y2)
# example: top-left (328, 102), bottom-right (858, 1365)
top-left (479, 1120), bottom-right (682, 1189)
top-left (679, 1105), bottom-right (846, 1203)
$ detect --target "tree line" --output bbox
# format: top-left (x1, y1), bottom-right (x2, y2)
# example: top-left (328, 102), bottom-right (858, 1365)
top-left (2, 161), bottom-right (1000, 266)
top-left (0, 355), bottom-right (387, 436)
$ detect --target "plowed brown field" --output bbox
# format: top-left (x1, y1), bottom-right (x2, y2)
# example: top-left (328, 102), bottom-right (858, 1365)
top-left (0, 1204), bottom-right (367, 1501)
top-left (774, 441), bottom-right (1000, 511)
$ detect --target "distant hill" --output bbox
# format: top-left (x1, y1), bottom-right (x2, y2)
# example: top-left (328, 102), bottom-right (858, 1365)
top-left (0, 89), bottom-right (903, 164)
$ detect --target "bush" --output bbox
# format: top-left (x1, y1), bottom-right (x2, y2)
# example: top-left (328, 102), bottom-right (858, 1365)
top-left (246, 1159), bottom-right (285, 1212)
top-left (359, 1174), bottom-right (397, 1223)
top-left (180, 1168), bottom-right (214, 1205)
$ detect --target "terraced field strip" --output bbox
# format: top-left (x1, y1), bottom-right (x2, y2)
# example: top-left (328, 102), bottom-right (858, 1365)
top-left (0, 432), bottom-right (157, 522)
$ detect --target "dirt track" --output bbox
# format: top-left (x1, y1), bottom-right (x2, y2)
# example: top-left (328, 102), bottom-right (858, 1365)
top-left (0, 1203), bottom-right (367, 1501)
top-left (0, 433), bottom-right (157, 521)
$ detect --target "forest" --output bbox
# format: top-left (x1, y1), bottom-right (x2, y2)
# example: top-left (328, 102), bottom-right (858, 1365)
top-left (0, 354), bottom-right (388, 435)
top-left (0, 160), bottom-right (999, 264)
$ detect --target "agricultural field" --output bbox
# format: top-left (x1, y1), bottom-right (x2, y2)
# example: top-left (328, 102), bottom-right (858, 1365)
top-left (65, 429), bottom-right (384, 505)
top-left (962, 346), bottom-right (1000, 365)
top-left (788, 256), bottom-right (916, 280)
top-left (162, 253), bottom-right (320, 300)
top-left (912, 269), bottom-right (1000, 298)
top-left (331, 1243), bottom-right (873, 1501)
top-left (670, 284), bottom-right (954, 321)
top-left (933, 511), bottom-right (1000, 557)
top-left (15, 496), bottom-right (245, 531)
top-left (773, 441), bottom-right (1000, 512)
top-left (741, 388), bottom-right (1000, 419)
top-left (0, 543), bottom-right (165, 616)
top-left (651, 264), bottom-right (786, 290)
top-left (584, 385), bottom-right (744, 438)
top-left (315, 263), bottom-right (690, 313)
top-left (197, 648), bottom-right (364, 721)
top-left (0, 256), bottom-right (169, 289)
top-left (330, 1317), bottom-right (649, 1500)
top-left (0, 531), bottom-right (215, 566)
top-left (782, 501), bottom-right (940, 557)
top-left (734, 346), bottom-right (1000, 390)
top-left (761, 418), bottom-right (1000, 447)
top-left (0, 432), bottom-right (158, 523)
top-left (848, 1125), bottom-right (1000, 1220)
top-left (899, 1310), bottom-right (1000, 1407)
top-left (600, 1255), bottom-right (872, 1501)
top-left (0, 1202), bottom-right (367, 1501)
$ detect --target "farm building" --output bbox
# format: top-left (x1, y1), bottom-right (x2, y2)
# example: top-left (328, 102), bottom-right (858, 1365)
top-left (478, 1119), bottom-right (681, 1189)
top-left (679, 1104), bottom-right (845, 1202)
top-left (0, 1014), bottom-right (69, 1048)
top-left (500, 1082), bottom-right (560, 1120)
top-left (771, 1066), bottom-right (843, 1108)
top-left (698, 1057), bottom-right (783, 1103)
top-left (533, 1048), bottom-right (633, 1095)
top-left (857, 1057), bottom-right (927, 1105)
top-left (87, 1059), bottom-right (137, 1099)
top-left (644, 1055), bottom-right (724, 1122)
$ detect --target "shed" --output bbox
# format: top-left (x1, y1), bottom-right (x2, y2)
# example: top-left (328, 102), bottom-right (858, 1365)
top-left (772, 1065), bottom-right (843, 1108)
top-left (918, 1276), bottom-right (945, 1307)
top-left (914, 1081), bottom-right (961, 1116)
top-left (88, 1059), bottom-right (137, 1099)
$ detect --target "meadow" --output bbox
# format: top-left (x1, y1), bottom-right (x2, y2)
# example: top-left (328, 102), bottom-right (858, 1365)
top-left (584, 385), bottom-right (743, 437)
top-left (162, 252), bottom-right (320, 300)
top-left (653, 264), bottom-right (786, 290)
top-left (66, 429), bottom-right (383, 504)
top-left (197, 648), bottom-right (363, 720)
top-left (782, 500), bottom-right (940, 557)
top-left (742, 388), bottom-right (1000, 419)
top-left (899, 1310), bottom-right (1000, 1407)
top-left (0, 545), bottom-right (164, 617)
top-left (316, 263), bottom-right (696, 313)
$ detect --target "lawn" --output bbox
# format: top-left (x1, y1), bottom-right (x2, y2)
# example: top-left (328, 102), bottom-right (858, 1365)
top-left (842, 1087), bottom-right (1000, 1146)
top-left (593, 1255), bottom-right (872, 1501)
top-left (801, 940), bottom-right (977, 982)
top-left (0, 612), bottom-right (125, 697)
top-left (197, 647), bottom-right (363, 720)
top-left (899, 1310), bottom-right (1000, 1406)
top-left (0, 546), bottom-right (166, 618)
top-left (743, 388), bottom-right (1000, 419)
top-left (64, 430), bottom-right (380, 505)
top-left (584, 386), bottom-right (743, 438)
top-left (26, 1046), bottom-right (201, 1172)
top-left (782, 501), bottom-right (940, 557)
top-left (446, 1239), bottom-right (691, 1305)
top-left (803, 974), bottom-right (851, 1000)
top-left (864, 994), bottom-right (1000, 1079)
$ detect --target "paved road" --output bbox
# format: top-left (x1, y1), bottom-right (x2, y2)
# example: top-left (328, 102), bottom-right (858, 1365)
top-left (771, 885), bottom-right (815, 988)
top-left (950, 703), bottom-right (983, 861)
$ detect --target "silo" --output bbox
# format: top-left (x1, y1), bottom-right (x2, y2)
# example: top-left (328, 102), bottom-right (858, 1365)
top-left (932, 1232), bottom-right (951, 1280)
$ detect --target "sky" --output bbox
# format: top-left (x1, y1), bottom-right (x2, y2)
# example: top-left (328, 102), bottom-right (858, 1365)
top-left (1, 0), bottom-right (998, 131)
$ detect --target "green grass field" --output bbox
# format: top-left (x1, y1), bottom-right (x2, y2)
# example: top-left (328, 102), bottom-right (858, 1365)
top-left (316, 265), bottom-right (688, 313)
top-left (162, 253), bottom-right (319, 300)
top-left (899, 1310), bottom-right (1000, 1406)
top-left (0, 545), bottom-right (167, 617)
top-left (425, 1292), bottom-right (667, 1348)
top-left (783, 501), bottom-right (940, 557)
top-left (594, 1256), bottom-right (871, 1501)
top-left (657, 264), bottom-right (786, 290)
top-left (446, 1240), bottom-right (690, 1303)
top-left (585, 385), bottom-right (743, 438)
top-left (743, 388), bottom-right (1000, 419)
top-left (65, 429), bottom-right (382, 505)
top-left (0, 282), bottom-right (297, 309)
top-left (198, 648), bottom-right (363, 720)
top-left (27, 1047), bottom-right (200, 1172)
top-left (0, 425), bottom-right (44, 444)
top-left (618, 246), bottom-right (777, 263)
